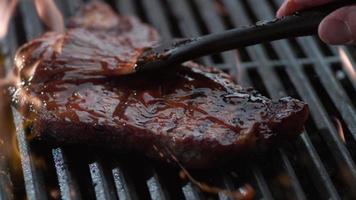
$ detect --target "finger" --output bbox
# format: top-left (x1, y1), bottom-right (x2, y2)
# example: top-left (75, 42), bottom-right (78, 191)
top-left (319, 5), bottom-right (356, 44)
top-left (277, 0), bottom-right (334, 17)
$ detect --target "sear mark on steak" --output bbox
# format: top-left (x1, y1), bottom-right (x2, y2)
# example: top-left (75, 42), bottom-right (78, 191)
top-left (12, 1), bottom-right (309, 168)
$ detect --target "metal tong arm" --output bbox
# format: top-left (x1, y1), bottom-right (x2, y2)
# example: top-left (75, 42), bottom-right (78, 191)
top-left (137, 0), bottom-right (355, 72)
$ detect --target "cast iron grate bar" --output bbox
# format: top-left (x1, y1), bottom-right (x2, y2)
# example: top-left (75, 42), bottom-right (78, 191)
top-left (89, 162), bottom-right (117, 200)
top-left (145, 165), bottom-right (170, 200)
top-left (1, 0), bottom-right (355, 199)
top-left (278, 149), bottom-right (306, 200)
top-left (13, 109), bottom-right (48, 200)
top-left (136, 159), bottom-right (170, 199)
top-left (141, 0), bottom-right (172, 40)
top-left (112, 162), bottom-right (137, 200)
top-left (193, 0), bottom-right (238, 76)
top-left (338, 46), bottom-right (356, 89)
top-left (115, 0), bottom-right (137, 15)
top-left (52, 148), bottom-right (81, 200)
top-left (18, 0), bottom-right (43, 40)
top-left (296, 134), bottom-right (340, 199)
top-left (66, 0), bottom-right (83, 17)
top-left (182, 182), bottom-right (204, 199)
top-left (252, 167), bottom-right (273, 200)
top-left (165, 0), bottom-right (215, 66)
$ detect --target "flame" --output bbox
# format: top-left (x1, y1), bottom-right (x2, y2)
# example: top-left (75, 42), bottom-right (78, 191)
top-left (333, 117), bottom-right (346, 144)
top-left (235, 52), bottom-right (244, 85)
top-left (0, 0), bottom-right (18, 39)
top-left (338, 47), bottom-right (356, 82)
top-left (0, 0), bottom-right (64, 40)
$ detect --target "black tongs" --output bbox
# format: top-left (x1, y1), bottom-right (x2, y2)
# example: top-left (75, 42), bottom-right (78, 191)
top-left (135, 0), bottom-right (355, 73)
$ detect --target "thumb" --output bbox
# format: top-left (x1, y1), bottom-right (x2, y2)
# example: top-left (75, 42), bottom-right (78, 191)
top-left (318, 5), bottom-right (356, 45)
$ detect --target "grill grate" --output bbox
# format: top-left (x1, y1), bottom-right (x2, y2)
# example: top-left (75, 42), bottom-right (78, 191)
top-left (0, 0), bottom-right (355, 199)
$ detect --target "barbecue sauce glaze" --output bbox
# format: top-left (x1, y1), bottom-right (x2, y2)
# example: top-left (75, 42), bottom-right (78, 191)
top-left (12, 1), bottom-right (309, 168)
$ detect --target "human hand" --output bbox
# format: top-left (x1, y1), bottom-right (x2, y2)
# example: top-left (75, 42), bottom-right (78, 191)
top-left (277, 0), bottom-right (356, 45)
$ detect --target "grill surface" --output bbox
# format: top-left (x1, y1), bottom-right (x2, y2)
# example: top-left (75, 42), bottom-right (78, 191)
top-left (0, 0), bottom-right (355, 199)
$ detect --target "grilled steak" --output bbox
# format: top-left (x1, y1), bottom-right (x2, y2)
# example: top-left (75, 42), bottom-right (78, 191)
top-left (12, 1), bottom-right (309, 168)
